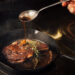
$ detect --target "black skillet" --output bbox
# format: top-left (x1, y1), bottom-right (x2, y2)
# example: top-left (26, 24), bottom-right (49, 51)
top-left (0, 28), bottom-right (75, 72)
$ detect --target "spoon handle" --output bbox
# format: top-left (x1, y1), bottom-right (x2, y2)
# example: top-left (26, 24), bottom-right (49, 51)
top-left (38, 0), bottom-right (70, 13)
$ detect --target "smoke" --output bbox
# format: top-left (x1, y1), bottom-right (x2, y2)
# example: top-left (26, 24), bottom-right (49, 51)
top-left (0, 19), bottom-right (22, 36)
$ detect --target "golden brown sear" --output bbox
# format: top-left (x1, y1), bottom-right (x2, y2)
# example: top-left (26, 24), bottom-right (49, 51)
top-left (2, 44), bottom-right (34, 63)
top-left (2, 39), bottom-right (49, 64)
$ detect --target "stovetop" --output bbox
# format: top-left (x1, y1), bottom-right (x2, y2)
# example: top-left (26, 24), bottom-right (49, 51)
top-left (0, 0), bottom-right (75, 75)
top-left (0, 55), bottom-right (75, 75)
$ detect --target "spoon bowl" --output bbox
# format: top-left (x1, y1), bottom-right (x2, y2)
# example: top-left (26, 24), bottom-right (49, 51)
top-left (19, 10), bottom-right (38, 22)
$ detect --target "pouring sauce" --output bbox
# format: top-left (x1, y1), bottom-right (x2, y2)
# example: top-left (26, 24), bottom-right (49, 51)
top-left (20, 16), bottom-right (31, 22)
top-left (19, 15), bottom-right (32, 43)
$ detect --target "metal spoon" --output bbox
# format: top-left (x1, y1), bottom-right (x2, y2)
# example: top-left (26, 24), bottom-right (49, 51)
top-left (19, 0), bottom-right (69, 22)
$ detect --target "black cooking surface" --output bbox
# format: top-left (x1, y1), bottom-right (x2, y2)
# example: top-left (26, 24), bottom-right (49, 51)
top-left (0, 0), bottom-right (75, 75)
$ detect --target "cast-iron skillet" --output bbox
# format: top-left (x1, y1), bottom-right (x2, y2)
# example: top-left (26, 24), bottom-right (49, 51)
top-left (0, 29), bottom-right (75, 73)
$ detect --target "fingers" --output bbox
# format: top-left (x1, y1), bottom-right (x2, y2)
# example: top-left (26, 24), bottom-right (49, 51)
top-left (60, 0), bottom-right (69, 7)
top-left (61, 0), bottom-right (75, 14)
top-left (62, 2), bottom-right (68, 7)
top-left (67, 2), bottom-right (75, 14)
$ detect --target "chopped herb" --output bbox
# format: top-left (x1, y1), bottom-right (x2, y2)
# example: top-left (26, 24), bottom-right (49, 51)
top-left (27, 40), bottom-right (39, 57)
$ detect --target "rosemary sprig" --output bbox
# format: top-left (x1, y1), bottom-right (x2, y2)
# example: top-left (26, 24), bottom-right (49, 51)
top-left (27, 40), bottom-right (39, 57)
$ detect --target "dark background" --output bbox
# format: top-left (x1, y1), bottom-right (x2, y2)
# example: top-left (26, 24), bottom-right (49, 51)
top-left (0, 0), bottom-right (74, 35)
top-left (0, 0), bottom-right (69, 35)
top-left (0, 0), bottom-right (58, 21)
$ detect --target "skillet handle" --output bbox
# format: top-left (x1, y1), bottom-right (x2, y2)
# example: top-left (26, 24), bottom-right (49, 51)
top-left (61, 54), bottom-right (75, 60)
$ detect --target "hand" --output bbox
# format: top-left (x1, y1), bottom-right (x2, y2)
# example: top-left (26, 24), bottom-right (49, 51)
top-left (61, 0), bottom-right (75, 14)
